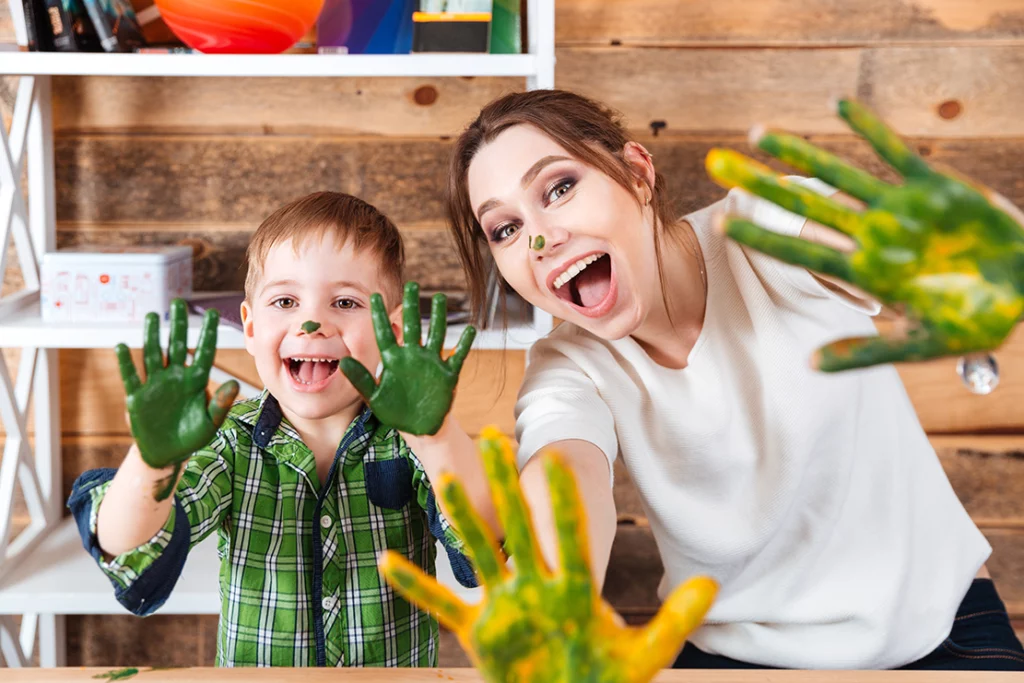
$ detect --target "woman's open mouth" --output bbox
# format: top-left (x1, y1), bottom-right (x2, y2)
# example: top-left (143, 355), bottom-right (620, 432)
top-left (550, 252), bottom-right (617, 318)
top-left (285, 357), bottom-right (340, 392)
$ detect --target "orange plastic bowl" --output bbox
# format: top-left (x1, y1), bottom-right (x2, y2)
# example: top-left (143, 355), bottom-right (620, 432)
top-left (154, 0), bottom-right (325, 54)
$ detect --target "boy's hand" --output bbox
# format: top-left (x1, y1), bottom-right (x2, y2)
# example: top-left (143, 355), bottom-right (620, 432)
top-left (117, 298), bottom-right (239, 500)
top-left (706, 98), bottom-right (1024, 371)
top-left (340, 281), bottom-right (476, 436)
top-left (379, 428), bottom-right (718, 683)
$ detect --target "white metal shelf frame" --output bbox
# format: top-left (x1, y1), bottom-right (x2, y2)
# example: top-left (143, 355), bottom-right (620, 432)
top-left (0, 0), bottom-right (554, 667)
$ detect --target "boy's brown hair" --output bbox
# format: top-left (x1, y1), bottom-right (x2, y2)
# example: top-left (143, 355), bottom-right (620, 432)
top-left (244, 191), bottom-right (405, 306)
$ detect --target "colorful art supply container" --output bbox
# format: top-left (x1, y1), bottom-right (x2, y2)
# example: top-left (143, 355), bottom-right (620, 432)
top-left (317, 0), bottom-right (415, 54)
top-left (154, 0), bottom-right (325, 53)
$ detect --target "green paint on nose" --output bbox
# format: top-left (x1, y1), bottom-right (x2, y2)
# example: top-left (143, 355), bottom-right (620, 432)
top-left (301, 321), bottom-right (321, 334)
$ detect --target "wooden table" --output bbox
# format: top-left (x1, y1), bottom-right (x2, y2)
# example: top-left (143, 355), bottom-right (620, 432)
top-left (2, 670), bottom-right (1021, 682)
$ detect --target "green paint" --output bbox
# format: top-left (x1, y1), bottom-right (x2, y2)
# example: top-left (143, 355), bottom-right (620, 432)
top-left (301, 320), bottom-right (321, 334)
top-left (706, 98), bottom-right (1024, 372)
top-left (340, 281), bottom-right (476, 436)
top-left (378, 428), bottom-right (718, 683)
top-left (116, 298), bottom-right (239, 500)
top-left (531, 235), bottom-right (546, 251)
top-left (92, 668), bottom-right (139, 681)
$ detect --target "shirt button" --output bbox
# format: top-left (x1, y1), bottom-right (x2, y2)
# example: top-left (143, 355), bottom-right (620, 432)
top-left (320, 515), bottom-right (332, 529)
top-left (322, 596), bottom-right (334, 610)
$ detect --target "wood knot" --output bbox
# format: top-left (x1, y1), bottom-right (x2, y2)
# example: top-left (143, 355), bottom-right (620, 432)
top-left (937, 99), bottom-right (962, 120)
top-left (413, 85), bottom-right (438, 106)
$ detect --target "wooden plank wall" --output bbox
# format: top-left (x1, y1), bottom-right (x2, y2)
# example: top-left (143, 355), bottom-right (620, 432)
top-left (0, 0), bottom-right (1022, 667)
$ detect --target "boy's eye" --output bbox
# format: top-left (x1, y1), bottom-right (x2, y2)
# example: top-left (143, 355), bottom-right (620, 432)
top-left (272, 297), bottom-right (296, 309)
top-left (545, 178), bottom-right (575, 204)
top-left (334, 298), bottom-right (359, 310)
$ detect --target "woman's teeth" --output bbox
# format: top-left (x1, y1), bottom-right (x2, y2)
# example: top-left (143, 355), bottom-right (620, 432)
top-left (553, 254), bottom-right (603, 290)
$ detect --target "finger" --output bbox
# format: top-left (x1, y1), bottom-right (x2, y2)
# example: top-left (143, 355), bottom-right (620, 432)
top-left (401, 281), bottom-right (422, 347)
top-left (141, 312), bottom-right (163, 380)
top-left (191, 308), bottom-right (221, 383)
top-left (207, 380), bottom-right (238, 428)
top-left (752, 127), bottom-right (891, 205)
top-left (437, 473), bottom-right (506, 588)
top-left (116, 343), bottom-right (142, 395)
top-left (837, 99), bottom-right (931, 179)
top-left (706, 148), bottom-right (865, 239)
top-left (543, 451), bottom-right (593, 590)
top-left (425, 292), bottom-right (447, 355)
top-left (371, 293), bottom-right (398, 351)
top-left (634, 576), bottom-right (718, 672)
top-left (478, 426), bottom-right (545, 578)
top-left (814, 333), bottom-right (945, 372)
top-left (719, 216), bottom-right (856, 284)
top-left (167, 298), bottom-right (188, 367)
top-left (446, 325), bottom-right (476, 376)
top-left (379, 550), bottom-right (472, 632)
top-left (339, 357), bottom-right (378, 399)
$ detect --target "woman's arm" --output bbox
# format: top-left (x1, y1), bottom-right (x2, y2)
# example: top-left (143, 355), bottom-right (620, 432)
top-left (519, 439), bottom-right (617, 589)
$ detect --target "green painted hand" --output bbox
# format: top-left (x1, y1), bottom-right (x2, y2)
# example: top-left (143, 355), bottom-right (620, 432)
top-left (340, 282), bottom-right (476, 436)
top-left (705, 99), bottom-right (1024, 371)
top-left (379, 427), bottom-right (718, 683)
top-left (116, 298), bottom-right (239, 500)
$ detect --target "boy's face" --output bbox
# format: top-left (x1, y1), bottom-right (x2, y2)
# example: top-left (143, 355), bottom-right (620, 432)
top-left (241, 235), bottom-right (398, 423)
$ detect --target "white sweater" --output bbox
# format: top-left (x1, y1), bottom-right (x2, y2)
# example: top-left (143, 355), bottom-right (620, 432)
top-left (514, 183), bottom-right (990, 669)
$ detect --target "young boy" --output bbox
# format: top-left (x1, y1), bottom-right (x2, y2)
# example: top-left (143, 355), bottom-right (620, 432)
top-left (67, 192), bottom-right (491, 667)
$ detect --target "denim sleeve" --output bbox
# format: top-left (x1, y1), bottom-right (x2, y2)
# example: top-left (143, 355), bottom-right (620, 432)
top-left (405, 447), bottom-right (478, 589)
top-left (66, 468), bottom-right (191, 617)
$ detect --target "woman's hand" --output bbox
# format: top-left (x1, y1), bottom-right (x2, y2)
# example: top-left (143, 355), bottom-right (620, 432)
top-left (706, 99), bottom-right (1024, 371)
top-left (379, 428), bottom-right (718, 683)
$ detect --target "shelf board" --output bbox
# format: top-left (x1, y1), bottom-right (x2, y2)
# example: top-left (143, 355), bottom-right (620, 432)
top-left (0, 52), bottom-right (538, 78)
top-left (0, 299), bottom-right (541, 351)
top-left (0, 517), bottom-right (479, 615)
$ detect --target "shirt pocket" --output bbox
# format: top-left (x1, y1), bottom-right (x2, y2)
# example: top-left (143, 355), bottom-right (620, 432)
top-left (363, 458), bottom-right (415, 510)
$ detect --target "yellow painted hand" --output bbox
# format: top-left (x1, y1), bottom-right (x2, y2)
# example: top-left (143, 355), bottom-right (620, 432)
top-left (379, 428), bottom-right (718, 683)
top-left (706, 99), bottom-right (1024, 371)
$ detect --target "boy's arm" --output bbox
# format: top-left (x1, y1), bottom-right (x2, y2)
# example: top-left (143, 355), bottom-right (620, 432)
top-left (65, 299), bottom-right (238, 616)
top-left (67, 429), bottom-right (236, 616)
top-left (404, 415), bottom-right (489, 588)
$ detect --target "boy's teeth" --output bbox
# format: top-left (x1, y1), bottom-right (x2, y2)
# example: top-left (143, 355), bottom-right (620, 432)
top-left (554, 254), bottom-right (602, 290)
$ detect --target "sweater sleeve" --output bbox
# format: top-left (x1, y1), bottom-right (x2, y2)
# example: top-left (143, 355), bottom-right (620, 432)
top-left (514, 329), bottom-right (618, 483)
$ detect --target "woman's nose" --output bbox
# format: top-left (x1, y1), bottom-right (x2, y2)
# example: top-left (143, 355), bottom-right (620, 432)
top-left (529, 224), bottom-right (570, 260)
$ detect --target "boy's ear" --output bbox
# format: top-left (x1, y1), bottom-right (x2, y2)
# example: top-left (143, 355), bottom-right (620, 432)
top-left (388, 302), bottom-right (404, 345)
top-left (240, 300), bottom-right (256, 357)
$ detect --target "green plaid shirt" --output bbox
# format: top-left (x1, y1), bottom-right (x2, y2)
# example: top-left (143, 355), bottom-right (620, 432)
top-left (73, 392), bottom-right (471, 667)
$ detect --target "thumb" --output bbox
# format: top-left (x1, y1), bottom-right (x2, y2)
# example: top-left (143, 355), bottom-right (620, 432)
top-left (207, 380), bottom-right (239, 428)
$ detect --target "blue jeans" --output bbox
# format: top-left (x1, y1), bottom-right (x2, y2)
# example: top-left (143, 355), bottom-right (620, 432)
top-left (673, 579), bottom-right (1024, 671)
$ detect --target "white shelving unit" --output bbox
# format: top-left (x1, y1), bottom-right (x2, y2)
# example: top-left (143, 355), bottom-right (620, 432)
top-left (0, 0), bottom-right (555, 668)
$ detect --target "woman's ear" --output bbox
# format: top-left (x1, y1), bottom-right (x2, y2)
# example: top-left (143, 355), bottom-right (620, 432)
top-left (623, 141), bottom-right (657, 203)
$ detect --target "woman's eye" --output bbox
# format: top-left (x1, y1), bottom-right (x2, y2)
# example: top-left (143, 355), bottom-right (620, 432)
top-left (272, 297), bottom-right (296, 309)
top-left (546, 178), bottom-right (575, 204)
top-left (491, 222), bottom-right (519, 243)
top-left (334, 298), bottom-right (359, 310)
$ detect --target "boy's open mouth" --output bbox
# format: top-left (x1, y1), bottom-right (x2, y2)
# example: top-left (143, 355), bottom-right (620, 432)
top-left (286, 357), bottom-right (340, 385)
top-left (552, 253), bottom-right (613, 309)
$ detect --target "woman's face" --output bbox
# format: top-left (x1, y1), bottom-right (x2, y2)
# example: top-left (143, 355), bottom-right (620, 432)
top-left (467, 124), bottom-right (661, 340)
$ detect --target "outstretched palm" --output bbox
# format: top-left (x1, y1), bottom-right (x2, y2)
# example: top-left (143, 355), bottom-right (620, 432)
top-left (116, 298), bottom-right (238, 500)
top-left (706, 99), bottom-right (1024, 371)
top-left (379, 428), bottom-right (718, 683)
top-left (341, 281), bottom-right (476, 435)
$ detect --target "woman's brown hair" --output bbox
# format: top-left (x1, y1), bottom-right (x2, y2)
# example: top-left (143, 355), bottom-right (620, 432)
top-left (446, 89), bottom-right (680, 325)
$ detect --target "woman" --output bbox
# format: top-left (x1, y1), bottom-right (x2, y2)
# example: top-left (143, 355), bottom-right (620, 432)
top-left (444, 89), bottom-right (1024, 671)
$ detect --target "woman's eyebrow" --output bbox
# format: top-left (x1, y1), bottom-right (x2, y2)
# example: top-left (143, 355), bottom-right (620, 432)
top-left (477, 155), bottom-right (572, 219)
